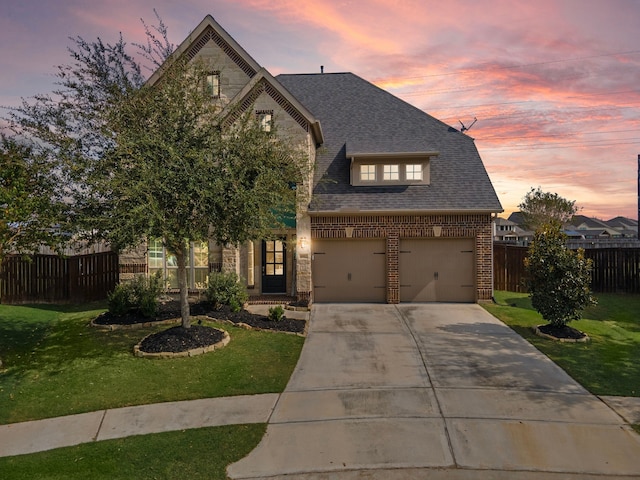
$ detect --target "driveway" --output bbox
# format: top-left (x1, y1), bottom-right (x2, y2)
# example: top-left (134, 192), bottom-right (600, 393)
top-left (228, 303), bottom-right (640, 479)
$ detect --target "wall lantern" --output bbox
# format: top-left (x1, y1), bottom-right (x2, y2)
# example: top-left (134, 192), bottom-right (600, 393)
top-left (298, 236), bottom-right (310, 253)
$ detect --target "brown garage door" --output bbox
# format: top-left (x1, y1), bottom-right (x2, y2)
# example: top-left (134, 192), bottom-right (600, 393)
top-left (312, 239), bottom-right (386, 302)
top-left (400, 238), bottom-right (475, 302)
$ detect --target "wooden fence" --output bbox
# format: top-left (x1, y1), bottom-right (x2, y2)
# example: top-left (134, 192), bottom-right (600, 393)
top-left (493, 243), bottom-right (640, 294)
top-left (0, 252), bottom-right (119, 304)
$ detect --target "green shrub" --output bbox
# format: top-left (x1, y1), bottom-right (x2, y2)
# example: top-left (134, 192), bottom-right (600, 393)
top-left (107, 283), bottom-right (132, 316)
top-left (107, 272), bottom-right (163, 318)
top-left (268, 305), bottom-right (285, 322)
top-left (525, 223), bottom-right (596, 327)
top-left (206, 271), bottom-right (248, 309)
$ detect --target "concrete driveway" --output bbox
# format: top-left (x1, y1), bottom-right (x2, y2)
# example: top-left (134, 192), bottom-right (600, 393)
top-left (228, 303), bottom-right (640, 479)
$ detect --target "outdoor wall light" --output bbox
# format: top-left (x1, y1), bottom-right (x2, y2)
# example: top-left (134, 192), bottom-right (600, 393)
top-left (298, 236), bottom-right (310, 253)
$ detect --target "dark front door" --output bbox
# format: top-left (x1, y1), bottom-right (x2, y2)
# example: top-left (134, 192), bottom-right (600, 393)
top-left (262, 239), bottom-right (286, 293)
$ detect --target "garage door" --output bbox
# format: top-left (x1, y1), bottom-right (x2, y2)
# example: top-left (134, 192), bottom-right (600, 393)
top-left (400, 239), bottom-right (475, 302)
top-left (312, 239), bottom-right (386, 302)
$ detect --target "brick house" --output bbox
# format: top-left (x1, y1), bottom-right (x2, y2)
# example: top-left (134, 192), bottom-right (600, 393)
top-left (120, 15), bottom-right (503, 303)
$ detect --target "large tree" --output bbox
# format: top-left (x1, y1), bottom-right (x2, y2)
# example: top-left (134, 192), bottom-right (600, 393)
top-left (6, 17), bottom-right (306, 328)
top-left (518, 187), bottom-right (577, 231)
top-left (0, 135), bottom-right (66, 263)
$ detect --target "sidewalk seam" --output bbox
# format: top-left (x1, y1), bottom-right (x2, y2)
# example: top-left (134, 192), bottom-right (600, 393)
top-left (93, 410), bottom-right (107, 442)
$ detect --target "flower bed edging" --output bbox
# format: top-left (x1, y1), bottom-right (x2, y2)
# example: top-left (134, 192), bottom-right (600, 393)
top-left (133, 328), bottom-right (230, 359)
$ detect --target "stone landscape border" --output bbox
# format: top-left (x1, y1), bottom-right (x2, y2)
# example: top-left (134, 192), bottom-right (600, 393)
top-left (133, 327), bottom-right (230, 359)
top-left (533, 325), bottom-right (590, 343)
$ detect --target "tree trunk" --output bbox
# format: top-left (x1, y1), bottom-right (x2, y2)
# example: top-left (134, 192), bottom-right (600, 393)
top-left (175, 244), bottom-right (191, 329)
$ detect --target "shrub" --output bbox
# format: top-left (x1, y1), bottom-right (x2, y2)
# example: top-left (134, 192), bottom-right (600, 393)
top-left (525, 223), bottom-right (596, 327)
top-left (107, 272), bottom-right (163, 318)
top-left (107, 283), bottom-right (132, 316)
top-left (206, 271), bottom-right (248, 309)
top-left (268, 305), bottom-right (285, 322)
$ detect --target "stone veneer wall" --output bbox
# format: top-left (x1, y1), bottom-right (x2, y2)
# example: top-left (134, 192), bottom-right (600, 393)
top-left (310, 213), bottom-right (494, 303)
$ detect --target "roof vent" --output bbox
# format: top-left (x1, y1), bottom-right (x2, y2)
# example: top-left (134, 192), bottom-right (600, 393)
top-left (321, 65), bottom-right (324, 74)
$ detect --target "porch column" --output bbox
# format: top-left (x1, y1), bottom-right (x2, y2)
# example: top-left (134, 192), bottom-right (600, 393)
top-left (221, 245), bottom-right (240, 276)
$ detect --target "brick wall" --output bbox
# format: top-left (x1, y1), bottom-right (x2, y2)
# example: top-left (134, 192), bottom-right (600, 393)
top-left (311, 213), bottom-right (494, 303)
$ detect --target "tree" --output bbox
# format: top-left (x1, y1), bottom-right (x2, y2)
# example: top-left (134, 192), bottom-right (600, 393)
top-left (6, 16), bottom-right (306, 328)
top-left (0, 135), bottom-right (66, 264)
top-left (524, 222), bottom-right (596, 328)
top-left (518, 187), bottom-right (577, 231)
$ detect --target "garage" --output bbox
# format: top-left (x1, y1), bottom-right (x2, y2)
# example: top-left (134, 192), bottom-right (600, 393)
top-left (312, 239), bottom-right (386, 302)
top-left (400, 238), bottom-right (475, 302)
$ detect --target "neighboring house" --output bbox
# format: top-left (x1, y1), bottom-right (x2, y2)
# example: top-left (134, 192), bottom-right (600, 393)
top-left (493, 217), bottom-right (533, 245)
top-left (120, 15), bottom-right (503, 303)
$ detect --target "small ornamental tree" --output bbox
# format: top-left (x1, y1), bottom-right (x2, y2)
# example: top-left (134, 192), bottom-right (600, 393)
top-left (524, 223), bottom-right (596, 327)
top-left (518, 187), bottom-right (577, 231)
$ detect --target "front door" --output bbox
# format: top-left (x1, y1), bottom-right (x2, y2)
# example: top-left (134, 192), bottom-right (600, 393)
top-left (262, 239), bottom-right (286, 293)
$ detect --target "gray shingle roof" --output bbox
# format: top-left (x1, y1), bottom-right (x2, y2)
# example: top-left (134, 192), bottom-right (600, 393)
top-left (276, 72), bottom-right (503, 213)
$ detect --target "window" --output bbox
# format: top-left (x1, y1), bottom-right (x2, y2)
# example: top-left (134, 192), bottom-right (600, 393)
top-left (360, 164), bottom-right (376, 181)
top-left (256, 110), bottom-right (273, 132)
top-left (383, 164), bottom-right (399, 180)
top-left (405, 164), bottom-right (422, 180)
top-left (205, 72), bottom-right (220, 98)
top-left (148, 239), bottom-right (209, 289)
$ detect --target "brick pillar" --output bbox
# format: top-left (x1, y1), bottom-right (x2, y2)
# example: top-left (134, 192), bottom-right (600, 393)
top-left (387, 231), bottom-right (399, 303)
top-left (476, 222), bottom-right (494, 301)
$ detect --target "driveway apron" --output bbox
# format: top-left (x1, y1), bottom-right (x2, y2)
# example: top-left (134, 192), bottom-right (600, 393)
top-left (227, 303), bottom-right (640, 479)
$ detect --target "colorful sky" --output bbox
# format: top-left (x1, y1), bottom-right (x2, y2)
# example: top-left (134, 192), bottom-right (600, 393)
top-left (2, 0), bottom-right (639, 220)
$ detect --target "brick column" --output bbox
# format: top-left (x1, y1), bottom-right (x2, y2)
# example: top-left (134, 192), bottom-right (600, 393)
top-left (221, 245), bottom-right (240, 275)
top-left (386, 231), bottom-right (399, 303)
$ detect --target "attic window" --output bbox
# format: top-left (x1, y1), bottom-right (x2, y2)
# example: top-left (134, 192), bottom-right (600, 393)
top-left (405, 164), bottom-right (422, 180)
top-left (256, 110), bottom-right (273, 132)
top-left (383, 164), bottom-right (399, 180)
top-left (360, 164), bottom-right (376, 181)
top-left (205, 72), bottom-right (220, 98)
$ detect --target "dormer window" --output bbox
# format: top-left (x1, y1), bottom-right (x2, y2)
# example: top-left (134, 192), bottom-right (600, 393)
top-left (383, 164), bottom-right (399, 181)
top-left (205, 72), bottom-right (220, 98)
top-left (360, 164), bottom-right (376, 181)
top-left (257, 110), bottom-right (273, 132)
top-left (350, 154), bottom-right (434, 186)
top-left (405, 164), bottom-right (422, 181)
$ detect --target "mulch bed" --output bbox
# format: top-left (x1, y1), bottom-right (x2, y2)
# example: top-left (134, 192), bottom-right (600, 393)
top-left (537, 323), bottom-right (588, 340)
top-left (94, 299), bottom-right (306, 354)
top-left (139, 325), bottom-right (226, 354)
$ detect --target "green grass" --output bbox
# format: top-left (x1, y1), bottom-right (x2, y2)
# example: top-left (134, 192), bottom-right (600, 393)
top-left (483, 291), bottom-right (640, 397)
top-left (0, 303), bottom-right (304, 424)
top-left (0, 424), bottom-right (266, 479)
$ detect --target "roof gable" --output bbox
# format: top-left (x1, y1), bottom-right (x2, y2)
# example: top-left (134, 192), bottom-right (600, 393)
top-left (221, 69), bottom-right (323, 145)
top-left (147, 15), bottom-right (260, 87)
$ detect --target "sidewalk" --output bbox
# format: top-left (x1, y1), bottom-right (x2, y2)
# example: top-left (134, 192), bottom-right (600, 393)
top-left (0, 394), bottom-right (278, 458)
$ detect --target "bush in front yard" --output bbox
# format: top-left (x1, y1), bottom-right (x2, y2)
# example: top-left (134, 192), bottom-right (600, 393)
top-left (205, 271), bottom-right (248, 312)
top-left (524, 223), bottom-right (596, 327)
top-left (108, 272), bottom-right (163, 318)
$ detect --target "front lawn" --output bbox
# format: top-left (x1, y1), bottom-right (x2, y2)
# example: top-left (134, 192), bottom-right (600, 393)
top-left (0, 303), bottom-right (304, 424)
top-left (483, 291), bottom-right (640, 397)
top-left (0, 424), bottom-right (265, 480)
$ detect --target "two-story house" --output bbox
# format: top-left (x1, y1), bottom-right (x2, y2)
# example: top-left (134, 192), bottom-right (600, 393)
top-left (120, 15), bottom-right (503, 304)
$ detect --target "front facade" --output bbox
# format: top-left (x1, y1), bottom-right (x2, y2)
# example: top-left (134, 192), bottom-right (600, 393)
top-left (120, 15), bottom-right (503, 303)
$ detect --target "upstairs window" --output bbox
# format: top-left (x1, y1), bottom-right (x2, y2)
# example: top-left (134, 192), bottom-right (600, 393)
top-left (383, 164), bottom-right (399, 181)
top-left (360, 164), bottom-right (376, 181)
top-left (205, 72), bottom-right (220, 98)
top-left (405, 164), bottom-right (422, 180)
top-left (257, 110), bottom-right (273, 132)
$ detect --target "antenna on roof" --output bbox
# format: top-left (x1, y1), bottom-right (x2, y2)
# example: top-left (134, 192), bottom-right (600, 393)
top-left (459, 117), bottom-right (477, 133)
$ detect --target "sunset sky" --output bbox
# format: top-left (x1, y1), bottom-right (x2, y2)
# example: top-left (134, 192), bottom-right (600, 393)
top-left (2, 0), bottom-right (639, 220)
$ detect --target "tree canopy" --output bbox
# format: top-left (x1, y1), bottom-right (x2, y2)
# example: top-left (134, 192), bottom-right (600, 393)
top-left (0, 135), bottom-right (66, 263)
top-left (518, 187), bottom-right (577, 231)
top-left (5, 16), bottom-right (307, 327)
